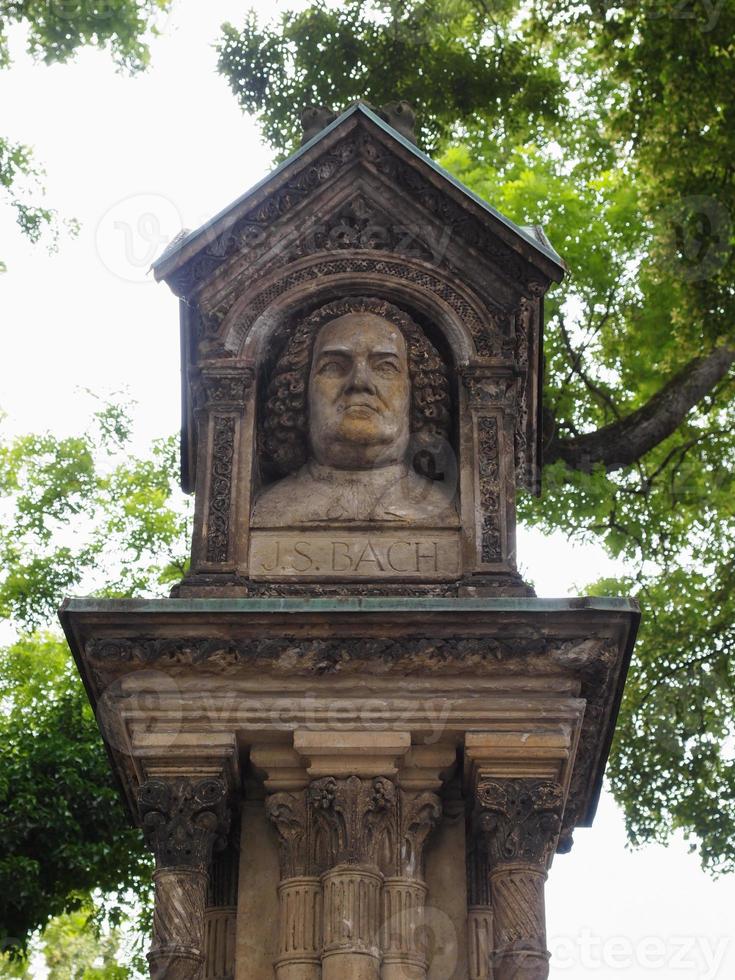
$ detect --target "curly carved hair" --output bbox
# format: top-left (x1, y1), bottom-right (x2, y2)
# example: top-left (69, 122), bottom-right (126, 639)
top-left (262, 297), bottom-right (451, 476)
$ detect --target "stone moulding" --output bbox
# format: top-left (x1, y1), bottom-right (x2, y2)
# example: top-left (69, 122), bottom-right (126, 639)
top-left (59, 595), bottom-right (639, 855)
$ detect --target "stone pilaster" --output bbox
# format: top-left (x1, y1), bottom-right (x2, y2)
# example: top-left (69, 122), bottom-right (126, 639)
top-left (461, 365), bottom-right (519, 575)
top-left (204, 841), bottom-right (239, 980)
top-left (473, 779), bottom-right (563, 980)
top-left (266, 789), bottom-right (322, 980)
top-left (382, 790), bottom-right (442, 980)
top-left (138, 777), bottom-right (232, 980)
top-left (188, 362), bottom-right (254, 581)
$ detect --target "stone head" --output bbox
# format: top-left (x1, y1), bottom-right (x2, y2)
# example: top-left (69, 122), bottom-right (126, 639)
top-left (262, 297), bottom-right (451, 476)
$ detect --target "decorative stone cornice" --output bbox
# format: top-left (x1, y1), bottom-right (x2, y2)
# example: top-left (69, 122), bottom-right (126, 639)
top-left (138, 777), bottom-right (231, 870)
top-left (474, 779), bottom-right (563, 867)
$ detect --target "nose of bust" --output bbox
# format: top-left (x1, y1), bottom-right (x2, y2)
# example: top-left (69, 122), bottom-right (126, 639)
top-left (345, 359), bottom-right (377, 395)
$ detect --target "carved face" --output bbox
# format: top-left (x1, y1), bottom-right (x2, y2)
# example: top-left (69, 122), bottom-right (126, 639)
top-left (307, 312), bottom-right (411, 469)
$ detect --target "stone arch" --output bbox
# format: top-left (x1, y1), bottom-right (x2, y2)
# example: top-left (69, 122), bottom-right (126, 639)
top-left (216, 252), bottom-right (501, 367)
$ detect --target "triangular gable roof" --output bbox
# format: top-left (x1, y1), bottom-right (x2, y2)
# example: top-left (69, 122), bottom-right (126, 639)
top-left (152, 102), bottom-right (565, 288)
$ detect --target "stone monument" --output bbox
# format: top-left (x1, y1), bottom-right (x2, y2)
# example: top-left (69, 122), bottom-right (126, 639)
top-left (61, 103), bottom-right (639, 980)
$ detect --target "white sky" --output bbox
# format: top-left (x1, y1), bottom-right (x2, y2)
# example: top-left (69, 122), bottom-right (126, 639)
top-left (1, 1), bottom-right (733, 976)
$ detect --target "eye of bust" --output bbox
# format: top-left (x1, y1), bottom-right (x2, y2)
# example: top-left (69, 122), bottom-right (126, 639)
top-left (373, 356), bottom-right (401, 375)
top-left (316, 355), bottom-right (349, 376)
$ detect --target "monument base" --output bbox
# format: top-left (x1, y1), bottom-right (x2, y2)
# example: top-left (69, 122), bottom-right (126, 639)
top-left (60, 596), bottom-right (638, 980)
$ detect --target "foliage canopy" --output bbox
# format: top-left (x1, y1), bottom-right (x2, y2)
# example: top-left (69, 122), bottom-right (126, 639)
top-left (0, 404), bottom-right (189, 961)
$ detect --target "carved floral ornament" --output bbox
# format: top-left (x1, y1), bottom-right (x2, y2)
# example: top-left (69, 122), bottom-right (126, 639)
top-left (194, 366), bottom-right (255, 410)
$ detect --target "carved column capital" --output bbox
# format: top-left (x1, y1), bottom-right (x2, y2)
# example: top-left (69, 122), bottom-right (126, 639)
top-left (138, 777), bottom-right (232, 871)
top-left (460, 365), bottom-right (519, 413)
top-left (192, 363), bottom-right (255, 414)
top-left (266, 790), bottom-right (309, 879)
top-left (474, 778), bottom-right (563, 868)
top-left (308, 774), bottom-right (397, 868)
top-left (399, 790), bottom-right (442, 879)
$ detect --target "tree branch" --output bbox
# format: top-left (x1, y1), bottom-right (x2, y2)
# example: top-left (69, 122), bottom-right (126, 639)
top-left (546, 345), bottom-right (735, 472)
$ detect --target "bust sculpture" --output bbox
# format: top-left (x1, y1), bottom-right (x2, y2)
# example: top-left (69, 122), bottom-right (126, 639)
top-left (253, 297), bottom-right (457, 526)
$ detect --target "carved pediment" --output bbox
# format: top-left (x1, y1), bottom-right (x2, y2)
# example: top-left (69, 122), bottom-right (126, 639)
top-left (154, 108), bottom-right (563, 302)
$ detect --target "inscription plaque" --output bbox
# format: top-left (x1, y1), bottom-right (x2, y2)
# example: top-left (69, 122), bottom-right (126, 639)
top-left (249, 530), bottom-right (461, 580)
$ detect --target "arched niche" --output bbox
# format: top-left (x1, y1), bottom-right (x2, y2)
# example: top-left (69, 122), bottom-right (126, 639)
top-left (208, 254), bottom-right (497, 584)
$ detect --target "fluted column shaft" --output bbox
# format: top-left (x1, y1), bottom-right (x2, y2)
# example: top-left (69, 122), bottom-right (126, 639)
top-left (467, 829), bottom-right (493, 980)
top-left (322, 865), bottom-right (382, 980)
top-left (276, 876), bottom-right (323, 980)
top-left (381, 878), bottom-right (428, 980)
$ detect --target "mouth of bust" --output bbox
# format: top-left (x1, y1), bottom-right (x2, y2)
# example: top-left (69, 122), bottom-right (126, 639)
top-left (341, 402), bottom-right (381, 416)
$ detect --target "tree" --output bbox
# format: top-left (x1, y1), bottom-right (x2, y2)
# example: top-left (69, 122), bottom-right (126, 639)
top-left (0, 403), bottom-right (189, 958)
top-left (2, 905), bottom-right (140, 979)
top-left (217, 0), bottom-right (735, 870)
top-left (0, 0), bottom-right (171, 268)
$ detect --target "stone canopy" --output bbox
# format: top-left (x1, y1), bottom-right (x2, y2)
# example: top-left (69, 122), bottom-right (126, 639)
top-left (152, 103), bottom-right (566, 597)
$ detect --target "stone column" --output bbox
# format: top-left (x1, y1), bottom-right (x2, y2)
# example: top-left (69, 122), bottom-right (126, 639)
top-left (257, 735), bottom-right (451, 980)
top-left (473, 779), bottom-right (563, 980)
top-left (138, 777), bottom-right (232, 980)
top-left (381, 791), bottom-right (441, 980)
top-left (310, 775), bottom-right (396, 980)
top-left (204, 840), bottom-right (239, 980)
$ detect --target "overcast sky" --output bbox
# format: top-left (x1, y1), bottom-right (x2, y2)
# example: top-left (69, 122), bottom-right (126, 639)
top-left (1, 1), bottom-right (733, 976)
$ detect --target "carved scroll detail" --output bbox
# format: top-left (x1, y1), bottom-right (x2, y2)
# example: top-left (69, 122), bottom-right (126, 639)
top-left (475, 779), bottom-right (563, 867)
top-left (139, 777), bottom-right (231, 869)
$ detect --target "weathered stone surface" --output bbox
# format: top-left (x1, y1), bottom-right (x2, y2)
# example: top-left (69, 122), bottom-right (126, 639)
top-left (61, 99), bottom-right (636, 980)
top-left (469, 779), bottom-right (564, 980)
top-left (149, 104), bottom-right (566, 592)
top-left (138, 777), bottom-right (231, 870)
